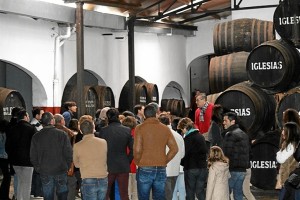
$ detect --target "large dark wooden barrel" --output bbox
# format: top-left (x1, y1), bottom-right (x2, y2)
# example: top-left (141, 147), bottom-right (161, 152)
top-left (135, 84), bottom-right (147, 105)
top-left (209, 52), bottom-right (249, 93)
top-left (276, 87), bottom-right (300, 129)
top-left (0, 87), bottom-right (26, 121)
top-left (215, 82), bottom-right (276, 134)
top-left (213, 18), bottom-right (275, 55)
top-left (92, 85), bottom-right (115, 108)
top-left (207, 92), bottom-right (222, 104)
top-left (273, 0), bottom-right (300, 48)
top-left (143, 83), bottom-right (159, 104)
top-left (62, 85), bottom-right (99, 117)
top-left (246, 39), bottom-right (300, 93)
top-left (161, 99), bottom-right (185, 117)
top-left (251, 130), bottom-right (280, 189)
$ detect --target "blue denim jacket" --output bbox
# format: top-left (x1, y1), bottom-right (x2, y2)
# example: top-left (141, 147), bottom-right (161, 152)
top-left (0, 133), bottom-right (7, 159)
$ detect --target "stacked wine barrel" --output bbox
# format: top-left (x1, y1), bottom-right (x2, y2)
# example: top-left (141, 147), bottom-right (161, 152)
top-left (211, 18), bottom-right (275, 133)
top-left (213, 0), bottom-right (300, 189)
top-left (211, 18), bottom-right (274, 94)
top-left (271, 0), bottom-right (300, 130)
top-left (61, 85), bottom-right (115, 117)
top-left (118, 82), bottom-right (159, 112)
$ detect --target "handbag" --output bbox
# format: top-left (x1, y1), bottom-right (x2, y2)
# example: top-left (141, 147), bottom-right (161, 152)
top-left (286, 168), bottom-right (300, 189)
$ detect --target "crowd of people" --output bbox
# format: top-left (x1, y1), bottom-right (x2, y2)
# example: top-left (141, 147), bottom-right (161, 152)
top-left (0, 91), bottom-right (300, 200)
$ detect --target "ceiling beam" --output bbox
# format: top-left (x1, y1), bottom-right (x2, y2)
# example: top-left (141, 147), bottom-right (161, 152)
top-left (64, 0), bottom-right (141, 10)
top-left (178, 6), bottom-right (230, 23)
top-left (151, 0), bottom-right (210, 22)
top-left (134, 19), bottom-right (197, 31)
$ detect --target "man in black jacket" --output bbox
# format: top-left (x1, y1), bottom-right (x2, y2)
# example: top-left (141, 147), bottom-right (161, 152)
top-left (6, 109), bottom-right (36, 200)
top-left (30, 112), bottom-right (73, 200)
top-left (222, 112), bottom-right (249, 200)
top-left (99, 108), bottom-right (133, 200)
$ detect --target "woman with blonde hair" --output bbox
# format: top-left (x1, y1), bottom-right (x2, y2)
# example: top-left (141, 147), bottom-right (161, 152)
top-left (206, 146), bottom-right (230, 200)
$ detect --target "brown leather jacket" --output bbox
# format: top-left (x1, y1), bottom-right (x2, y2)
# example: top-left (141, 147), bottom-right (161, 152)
top-left (134, 117), bottom-right (178, 167)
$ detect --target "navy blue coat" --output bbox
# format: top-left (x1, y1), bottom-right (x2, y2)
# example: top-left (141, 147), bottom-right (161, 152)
top-left (100, 121), bottom-right (133, 173)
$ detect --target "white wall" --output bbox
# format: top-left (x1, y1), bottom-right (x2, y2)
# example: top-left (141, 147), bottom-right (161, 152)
top-left (0, 13), bottom-right (56, 106)
top-left (63, 27), bottom-right (189, 107)
top-left (186, 18), bottom-right (233, 67)
top-left (231, 0), bottom-right (278, 21)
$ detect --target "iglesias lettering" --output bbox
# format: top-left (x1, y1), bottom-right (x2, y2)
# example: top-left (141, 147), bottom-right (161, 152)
top-left (250, 161), bottom-right (277, 168)
top-left (251, 61), bottom-right (283, 70)
top-left (279, 16), bottom-right (300, 25)
top-left (230, 108), bottom-right (251, 116)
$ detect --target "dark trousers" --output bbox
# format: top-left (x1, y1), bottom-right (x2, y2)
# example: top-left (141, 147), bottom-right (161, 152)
top-left (165, 176), bottom-right (178, 200)
top-left (106, 173), bottom-right (129, 200)
top-left (184, 168), bottom-right (208, 200)
top-left (0, 158), bottom-right (11, 200)
top-left (31, 169), bottom-right (43, 197)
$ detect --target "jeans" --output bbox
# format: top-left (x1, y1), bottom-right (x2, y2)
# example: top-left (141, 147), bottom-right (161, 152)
top-left (136, 167), bottom-right (167, 200)
top-left (81, 177), bottom-right (108, 200)
top-left (172, 173), bottom-right (185, 200)
top-left (13, 166), bottom-right (33, 200)
top-left (67, 175), bottom-right (77, 200)
top-left (40, 173), bottom-right (68, 200)
top-left (31, 169), bottom-right (43, 197)
top-left (0, 158), bottom-right (11, 200)
top-left (228, 171), bottom-right (246, 200)
top-left (184, 168), bottom-right (208, 200)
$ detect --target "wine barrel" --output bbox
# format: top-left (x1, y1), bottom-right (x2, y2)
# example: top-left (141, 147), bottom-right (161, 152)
top-left (62, 85), bottom-right (99, 117)
top-left (246, 39), bottom-right (300, 93)
top-left (276, 87), bottom-right (300, 129)
top-left (161, 99), bottom-right (186, 117)
top-left (0, 87), bottom-right (26, 121)
top-left (215, 82), bottom-right (276, 134)
top-left (92, 85), bottom-right (115, 108)
top-left (273, 0), bottom-right (300, 48)
top-left (209, 52), bottom-right (249, 93)
top-left (213, 18), bottom-right (274, 55)
top-left (251, 130), bottom-right (280, 189)
top-left (135, 84), bottom-right (147, 105)
top-left (143, 83), bottom-right (159, 104)
top-left (207, 92), bottom-right (222, 104)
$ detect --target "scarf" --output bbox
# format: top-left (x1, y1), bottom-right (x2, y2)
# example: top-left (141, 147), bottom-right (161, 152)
top-left (200, 101), bottom-right (209, 122)
top-left (184, 128), bottom-right (197, 138)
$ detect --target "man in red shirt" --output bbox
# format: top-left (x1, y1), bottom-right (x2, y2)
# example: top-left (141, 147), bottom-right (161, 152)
top-left (194, 93), bottom-right (214, 136)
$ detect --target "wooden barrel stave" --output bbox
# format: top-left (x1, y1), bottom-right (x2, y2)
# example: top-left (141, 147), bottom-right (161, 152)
top-left (213, 18), bottom-right (275, 55)
top-left (0, 87), bottom-right (26, 121)
top-left (209, 52), bottom-right (249, 94)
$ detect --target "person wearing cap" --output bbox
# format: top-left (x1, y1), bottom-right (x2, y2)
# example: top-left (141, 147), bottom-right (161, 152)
top-left (30, 112), bottom-right (73, 200)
